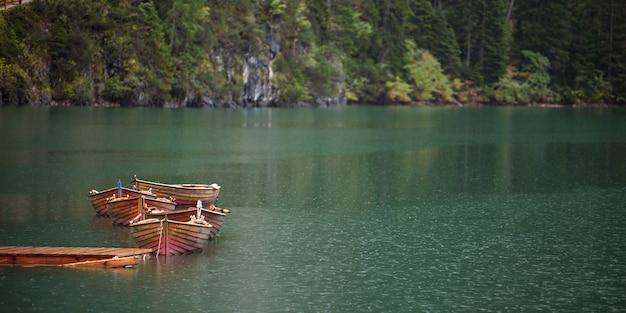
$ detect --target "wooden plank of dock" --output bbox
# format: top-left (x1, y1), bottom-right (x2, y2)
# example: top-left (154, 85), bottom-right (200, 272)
top-left (63, 256), bottom-right (139, 268)
top-left (0, 246), bottom-right (153, 268)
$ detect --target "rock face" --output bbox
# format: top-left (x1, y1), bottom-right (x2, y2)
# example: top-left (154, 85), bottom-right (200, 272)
top-left (241, 25), bottom-right (279, 108)
top-left (237, 24), bottom-right (346, 108)
top-left (199, 23), bottom-right (344, 108)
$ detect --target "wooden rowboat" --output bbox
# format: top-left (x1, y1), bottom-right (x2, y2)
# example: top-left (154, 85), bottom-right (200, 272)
top-left (145, 207), bottom-right (199, 223)
top-left (145, 204), bottom-right (229, 239)
top-left (130, 217), bottom-right (212, 255)
top-left (132, 175), bottom-right (221, 207)
top-left (200, 206), bottom-right (229, 239)
top-left (107, 195), bottom-right (176, 226)
top-left (88, 186), bottom-right (143, 216)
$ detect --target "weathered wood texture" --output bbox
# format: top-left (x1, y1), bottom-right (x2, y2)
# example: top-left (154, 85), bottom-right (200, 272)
top-left (133, 176), bottom-right (220, 206)
top-left (89, 187), bottom-right (143, 216)
top-left (201, 208), bottom-right (227, 238)
top-left (107, 196), bottom-right (176, 226)
top-left (0, 246), bottom-right (152, 268)
top-left (130, 219), bottom-right (212, 255)
top-left (145, 207), bottom-right (228, 239)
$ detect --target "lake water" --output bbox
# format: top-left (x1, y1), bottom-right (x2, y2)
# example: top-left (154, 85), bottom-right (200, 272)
top-left (0, 106), bottom-right (625, 312)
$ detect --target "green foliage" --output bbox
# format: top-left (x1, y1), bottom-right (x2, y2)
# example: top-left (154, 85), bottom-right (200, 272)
top-left (274, 56), bottom-right (307, 102)
top-left (279, 1), bottom-right (314, 57)
top-left (103, 76), bottom-right (133, 102)
top-left (402, 40), bottom-right (454, 102)
top-left (304, 47), bottom-right (342, 99)
top-left (265, 0), bottom-right (287, 20)
top-left (345, 58), bottom-right (385, 103)
top-left (492, 50), bottom-right (558, 104)
top-left (479, 0), bottom-right (511, 84)
top-left (450, 78), bottom-right (482, 104)
top-left (430, 8), bottom-right (462, 76)
top-left (344, 77), bottom-right (366, 102)
top-left (0, 58), bottom-right (26, 104)
top-left (161, 0), bottom-right (215, 101)
top-left (385, 77), bottom-right (412, 103)
top-left (572, 70), bottom-right (612, 104)
top-left (491, 66), bottom-right (527, 104)
top-left (521, 50), bottom-right (551, 89)
top-left (0, 0), bottom-right (623, 106)
top-left (0, 15), bottom-right (22, 63)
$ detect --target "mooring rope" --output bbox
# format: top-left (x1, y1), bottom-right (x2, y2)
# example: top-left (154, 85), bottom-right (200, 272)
top-left (156, 219), bottom-right (165, 257)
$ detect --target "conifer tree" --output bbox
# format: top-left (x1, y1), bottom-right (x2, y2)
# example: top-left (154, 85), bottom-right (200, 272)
top-left (430, 7), bottom-right (462, 76)
top-left (480, 0), bottom-right (510, 85)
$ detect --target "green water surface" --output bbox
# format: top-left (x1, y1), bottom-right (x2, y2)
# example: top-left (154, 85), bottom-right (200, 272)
top-left (0, 106), bottom-right (625, 312)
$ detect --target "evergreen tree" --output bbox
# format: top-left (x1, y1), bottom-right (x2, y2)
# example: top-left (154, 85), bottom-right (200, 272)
top-left (492, 50), bottom-right (557, 104)
top-left (590, 0), bottom-right (626, 103)
top-left (566, 0), bottom-right (611, 103)
top-left (443, 0), bottom-right (485, 82)
top-left (430, 7), bottom-right (462, 76)
top-left (513, 0), bottom-right (575, 100)
top-left (480, 0), bottom-right (510, 85)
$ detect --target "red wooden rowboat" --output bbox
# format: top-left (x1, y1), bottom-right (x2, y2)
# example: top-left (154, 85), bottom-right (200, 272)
top-left (200, 205), bottom-right (229, 239)
top-left (145, 204), bottom-right (229, 239)
top-left (130, 217), bottom-right (212, 255)
top-left (88, 186), bottom-right (142, 216)
top-left (132, 175), bottom-right (221, 207)
top-left (145, 207), bottom-right (199, 222)
top-left (107, 195), bottom-right (176, 226)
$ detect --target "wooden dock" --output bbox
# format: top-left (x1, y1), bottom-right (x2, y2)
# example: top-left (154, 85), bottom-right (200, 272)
top-left (1, 0), bottom-right (31, 11)
top-left (0, 246), bottom-right (153, 268)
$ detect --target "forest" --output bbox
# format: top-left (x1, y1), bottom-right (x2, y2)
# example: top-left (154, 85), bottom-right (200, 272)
top-left (0, 0), bottom-right (625, 107)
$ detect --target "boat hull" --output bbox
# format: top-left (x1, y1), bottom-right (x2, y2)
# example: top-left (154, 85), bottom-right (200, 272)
top-left (201, 209), bottom-right (227, 239)
top-left (132, 176), bottom-right (220, 206)
top-left (130, 218), bottom-right (212, 255)
top-left (107, 196), bottom-right (176, 226)
top-left (107, 197), bottom-right (141, 226)
top-left (145, 207), bottom-right (228, 239)
top-left (88, 187), bottom-right (142, 216)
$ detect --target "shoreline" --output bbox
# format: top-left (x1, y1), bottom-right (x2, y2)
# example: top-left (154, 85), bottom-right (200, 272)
top-left (33, 100), bottom-right (624, 108)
